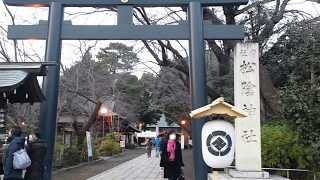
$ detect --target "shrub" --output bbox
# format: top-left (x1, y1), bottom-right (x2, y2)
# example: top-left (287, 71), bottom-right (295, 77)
top-left (53, 135), bottom-right (85, 168)
top-left (261, 124), bottom-right (307, 169)
top-left (95, 133), bottom-right (121, 156)
top-left (53, 136), bottom-right (65, 168)
top-left (279, 78), bottom-right (320, 145)
top-left (125, 143), bottom-right (136, 149)
top-left (63, 145), bottom-right (82, 166)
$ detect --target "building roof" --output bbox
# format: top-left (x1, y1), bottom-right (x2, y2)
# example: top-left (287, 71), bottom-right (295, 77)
top-left (58, 115), bottom-right (88, 123)
top-left (99, 112), bottom-right (126, 119)
top-left (122, 125), bottom-right (140, 133)
top-left (147, 114), bottom-right (180, 128)
top-left (58, 113), bottom-right (125, 124)
top-left (0, 62), bottom-right (56, 104)
top-left (0, 62), bottom-right (53, 75)
top-left (0, 70), bottom-right (27, 90)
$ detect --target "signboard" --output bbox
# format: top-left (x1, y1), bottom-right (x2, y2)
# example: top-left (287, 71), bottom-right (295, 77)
top-left (0, 101), bottom-right (7, 140)
top-left (234, 43), bottom-right (261, 171)
top-left (156, 126), bottom-right (159, 136)
top-left (0, 108), bottom-right (5, 127)
top-left (136, 131), bottom-right (157, 138)
top-left (86, 131), bottom-right (93, 157)
top-left (120, 141), bottom-right (125, 148)
top-left (181, 134), bottom-right (185, 149)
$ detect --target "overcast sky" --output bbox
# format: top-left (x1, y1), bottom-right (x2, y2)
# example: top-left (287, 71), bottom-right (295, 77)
top-left (0, 0), bottom-right (319, 78)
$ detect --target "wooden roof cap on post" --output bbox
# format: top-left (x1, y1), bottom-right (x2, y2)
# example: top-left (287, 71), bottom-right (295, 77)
top-left (189, 97), bottom-right (248, 119)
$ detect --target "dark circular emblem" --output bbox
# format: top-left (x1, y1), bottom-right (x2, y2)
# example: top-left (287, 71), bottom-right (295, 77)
top-left (206, 130), bottom-right (232, 156)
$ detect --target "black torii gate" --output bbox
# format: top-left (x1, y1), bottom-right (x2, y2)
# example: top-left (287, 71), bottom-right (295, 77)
top-left (4, 0), bottom-right (248, 179)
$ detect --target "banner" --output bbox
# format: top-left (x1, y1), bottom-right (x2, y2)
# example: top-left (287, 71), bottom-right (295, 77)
top-left (86, 131), bottom-right (93, 157)
top-left (136, 131), bottom-right (157, 138)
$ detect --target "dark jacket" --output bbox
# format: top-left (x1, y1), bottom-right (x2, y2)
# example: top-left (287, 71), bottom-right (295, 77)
top-left (24, 139), bottom-right (47, 180)
top-left (146, 140), bottom-right (153, 152)
top-left (3, 136), bottom-right (25, 180)
top-left (0, 149), bottom-right (4, 175)
top-left (160, 141), bottom-right (184, 179)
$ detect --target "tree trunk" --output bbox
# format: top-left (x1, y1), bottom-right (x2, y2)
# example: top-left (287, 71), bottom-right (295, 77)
top-left (77, 101), bottom-right (102, 148)
top-left (259, 63), bottom-right (279, 112)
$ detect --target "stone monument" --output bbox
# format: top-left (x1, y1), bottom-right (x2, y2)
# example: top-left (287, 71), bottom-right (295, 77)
top-left (189, 43), bottom-right (289, 180)
top-left (230, 43), bottom-right (269, 178)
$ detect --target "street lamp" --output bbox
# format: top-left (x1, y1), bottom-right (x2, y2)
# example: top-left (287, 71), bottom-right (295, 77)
top-left (99, 107), bottom-right (108, 114)
top-left (30, 4), bottom-right (45, 8)
top-left (99, 107), bottom-right (109, 137)
top-left (138, 123), bottom-right (144, 131)
top-left (180, 119), bottom-right (190, 150)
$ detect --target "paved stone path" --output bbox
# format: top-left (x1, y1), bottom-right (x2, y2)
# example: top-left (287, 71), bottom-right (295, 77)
top-left (88, 150), bottom-right (163, 180)
top-left (53, 149), bottom-right (146, 180)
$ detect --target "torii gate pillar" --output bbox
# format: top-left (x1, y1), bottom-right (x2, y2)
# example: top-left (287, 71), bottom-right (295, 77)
top-left (188, 2), bottom-right (211, 179)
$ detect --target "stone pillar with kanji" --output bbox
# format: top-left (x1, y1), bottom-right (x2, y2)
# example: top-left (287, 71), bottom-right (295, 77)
top-left (231, 43), bottom-right (269, 178)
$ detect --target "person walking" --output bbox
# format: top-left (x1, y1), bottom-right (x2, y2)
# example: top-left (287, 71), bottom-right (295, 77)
top-left (146, 138), bottom-right (152, 158)
top-left (3, 126), bottom-right (25, 180)
top-left (24, 129), bottom-right (47, 180)
top-left (153, 136), bottom-right (161, 157)
top-left (160, 130), bottom-right (184, 180)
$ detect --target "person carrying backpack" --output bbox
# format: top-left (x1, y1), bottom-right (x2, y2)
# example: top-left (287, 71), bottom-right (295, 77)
top-left (3, 126), bottom-right (25, 180)
top-left (24, 129), bottom-right (47, 180)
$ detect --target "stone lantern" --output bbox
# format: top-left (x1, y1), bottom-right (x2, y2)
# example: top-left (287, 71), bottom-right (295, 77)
top-left (63, 127), bottom-right (75, 148)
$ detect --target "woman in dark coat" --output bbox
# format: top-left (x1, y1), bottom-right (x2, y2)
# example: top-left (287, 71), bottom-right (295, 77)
top-left (160, 130), bottom-right (184, 180)
top-left (24, 129), bottom-right (47, 180)
top-left (3, 126), bottom-right (25, 180)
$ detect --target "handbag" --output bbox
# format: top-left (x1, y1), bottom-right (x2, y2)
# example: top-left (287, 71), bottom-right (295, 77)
top-left (42, 163), bottom-right (48, 179)
top-left (177, 169), bottom-right (185, 180)
top-left (13, 148), bottom-right (31, 169)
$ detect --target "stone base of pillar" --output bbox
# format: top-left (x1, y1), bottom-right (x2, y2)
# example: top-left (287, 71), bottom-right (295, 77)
top-left (207, 170), bottom-right (289, 180)
top-left (229, 169), bottom-right (269, 178)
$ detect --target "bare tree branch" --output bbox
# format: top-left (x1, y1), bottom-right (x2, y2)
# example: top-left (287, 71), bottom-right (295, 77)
top-left (0, 41), bottom-right (11, 62)
top-left (4, 4), bottom-right (18, 62)
top-left (236, 0), bottom-right (273, 15)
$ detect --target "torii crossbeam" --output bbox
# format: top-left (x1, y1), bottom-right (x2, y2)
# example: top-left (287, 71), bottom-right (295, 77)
top-left (4, 0), bottom-right (247, 7)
